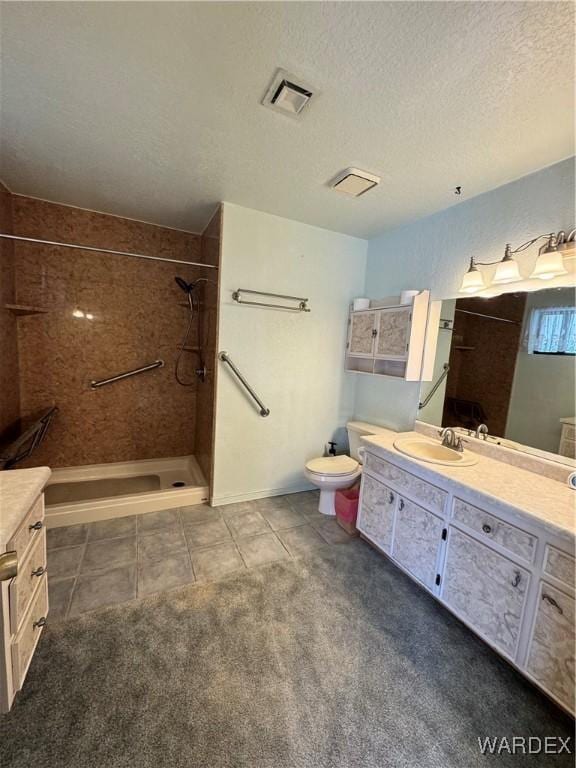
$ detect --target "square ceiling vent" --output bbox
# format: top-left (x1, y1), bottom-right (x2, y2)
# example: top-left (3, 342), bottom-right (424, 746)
top-left (262, 69), bottom-right (315, 118)
top-left (330, 168), bottom-right (381, 197)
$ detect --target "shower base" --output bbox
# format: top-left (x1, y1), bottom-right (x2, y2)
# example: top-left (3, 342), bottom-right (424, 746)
top-left (45, 455), bottom-right (208, 529)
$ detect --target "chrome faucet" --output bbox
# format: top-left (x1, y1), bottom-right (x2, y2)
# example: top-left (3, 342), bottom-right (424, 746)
top-left (439, 427), bottom-right (465, 453)
top-left (475, 424), bottom-right (489, 440)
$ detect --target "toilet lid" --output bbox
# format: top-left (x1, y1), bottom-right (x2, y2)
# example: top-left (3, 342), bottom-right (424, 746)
top-left (305, 455), bottom-right (359, 476)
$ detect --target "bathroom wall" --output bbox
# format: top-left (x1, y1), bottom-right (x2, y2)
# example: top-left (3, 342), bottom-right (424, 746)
top-left (194, 206), bottom-right (222, 487)
top-left (355, 157), bottom-right (575, 430)
top-left (506, 287), bottom-right (576, 453)
top-left (0, 181), bottom-right (20, 441)
top-left (213, 203), bottom-right (367, 504)
top-left (11, 196), bottom-right (203, 468)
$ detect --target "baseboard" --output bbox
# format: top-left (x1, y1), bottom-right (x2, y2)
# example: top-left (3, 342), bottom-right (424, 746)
top-left (211, 482), bottom-right (315, 507)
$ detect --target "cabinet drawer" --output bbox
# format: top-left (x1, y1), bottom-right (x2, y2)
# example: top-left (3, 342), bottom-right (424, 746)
top-left (358, 474), bottom-right (396, 552)
top-left (543, 546), bottom-right (575, 591)
top-left (526, 583), bottom-right (575, 712)
top-left (364, 454), bottom-right (447, 514)
top-left (559, 438), bottom-right (575, 459)
top-left (452, 498), bottom-right (536, 563)
top-left (9, 528), bottom-right (47, 634)
top-left (392, 497), bottom-right (444, 590)
top-left (11, 574), bottom-right (48, 692)
top-left (442, 528), bottom-right (529, 658)
top-left (562, 424), bottom-right (575, 441)
top-left (7, 495), bottom-right (45, 563)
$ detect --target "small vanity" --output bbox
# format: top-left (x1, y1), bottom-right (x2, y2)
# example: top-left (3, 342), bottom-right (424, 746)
top-left (357, 428), bottom-right (575, 715)
top-left (0, 467), bottom-right (51, 712)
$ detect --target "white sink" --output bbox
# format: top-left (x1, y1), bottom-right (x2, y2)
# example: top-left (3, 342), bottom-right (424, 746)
top-left (393, 437), bottom-right (478, 467)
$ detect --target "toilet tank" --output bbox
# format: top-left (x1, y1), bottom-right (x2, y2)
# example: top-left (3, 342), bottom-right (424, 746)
top-left (347, 421), bottom-right (391, 462)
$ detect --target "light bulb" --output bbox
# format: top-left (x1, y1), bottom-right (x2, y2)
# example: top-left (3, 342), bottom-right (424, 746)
top-left (458, 258), bottom-right (486, 294)
top-left (492, 244), bottom-right (522, 285)
top-left (530, 245), bottom-right (568, 281)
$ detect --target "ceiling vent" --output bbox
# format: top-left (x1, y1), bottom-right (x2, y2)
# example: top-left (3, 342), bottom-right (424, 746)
top-left (330, 168), bottom-right (381, 197)
top-left (262, 69), bottom-right (314, 118)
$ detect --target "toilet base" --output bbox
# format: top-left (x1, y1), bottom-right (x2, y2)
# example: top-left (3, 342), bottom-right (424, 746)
top-left (318, 489), bottom-right (337, 516)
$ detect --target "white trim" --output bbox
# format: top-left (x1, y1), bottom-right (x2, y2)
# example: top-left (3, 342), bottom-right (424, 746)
top-left (211, 482), bottom-right (315, 507)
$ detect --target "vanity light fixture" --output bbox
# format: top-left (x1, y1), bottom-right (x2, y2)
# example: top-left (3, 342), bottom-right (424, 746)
top-left (458, 229), bottom-right (575, 294)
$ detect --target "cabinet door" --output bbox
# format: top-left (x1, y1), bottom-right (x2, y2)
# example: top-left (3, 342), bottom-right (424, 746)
top-left (375, 307), bottom-right (411, 360)
top-left (526, 583), bottom-right (575, 712)
top-left (442, 528), bottom-right (529, 658)
top-left (392, 497), bottom-right (444, 589)
top-left (357, 473), bottom-right (396, 552)
top-left (348, 311), bottom-right (377, 357)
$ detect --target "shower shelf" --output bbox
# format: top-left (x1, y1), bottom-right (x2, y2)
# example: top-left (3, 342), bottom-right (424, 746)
top-left (4, 303), bottom-right (50, 317)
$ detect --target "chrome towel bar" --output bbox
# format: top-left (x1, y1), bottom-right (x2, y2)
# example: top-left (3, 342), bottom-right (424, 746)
top-left (91, 360), bottom-right (164, 389)
top-left (418, 363), bottom-right (450, 410)
top-left (219, 352), bottom-right (270, 417)
top-left (232, 288), bottom-right (310, 312)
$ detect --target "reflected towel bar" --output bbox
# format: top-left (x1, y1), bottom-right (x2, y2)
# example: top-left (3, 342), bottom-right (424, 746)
top-left (232, 288), bottom-right (310, 312)
top-left (91, 360), bottom-right (164, 389)
top-left (219, 352), bottom-right (270, 417)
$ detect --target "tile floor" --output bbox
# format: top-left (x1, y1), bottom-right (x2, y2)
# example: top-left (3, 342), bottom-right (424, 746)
top-left (47, 490), bottom-right (353, 620)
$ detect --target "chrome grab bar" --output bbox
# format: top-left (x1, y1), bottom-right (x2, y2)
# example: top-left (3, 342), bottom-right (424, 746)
top-left (418, 363), bottom-right (450, 410)
top-left (232, 288), bottom-right (310, 312)
top-left (90, 360), bottom-right (164, 389)
top-left (218, 352), bottom-right (270, 417)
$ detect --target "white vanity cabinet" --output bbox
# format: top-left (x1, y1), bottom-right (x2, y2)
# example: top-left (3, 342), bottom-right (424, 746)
top-left (357, 444), bottom-right (576, 715)
top-left (345, 291), bottom-right (435, 381)
top-left (441, 528), bottom-right (530, 658)
top-left (392, 497), bottom-right (444, 590)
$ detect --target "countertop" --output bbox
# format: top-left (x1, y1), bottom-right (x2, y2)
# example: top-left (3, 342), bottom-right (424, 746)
top-left (361, 431), bottom-right (576, 544)
top-left (0, 467), bottom-right (51, 552)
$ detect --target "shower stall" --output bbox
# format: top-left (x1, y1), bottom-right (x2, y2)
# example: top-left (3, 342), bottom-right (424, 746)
top-left (0, 191), bottom-right (221, 527)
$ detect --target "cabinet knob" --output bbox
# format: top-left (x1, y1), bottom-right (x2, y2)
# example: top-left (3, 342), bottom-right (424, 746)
top-left (511, 571), bottom-right (521, 588)
top-left (33, 617), bottom-right (47, 630)
top-left (29, 521), bottom-right (43, 531)
top-left (482, 523), bottom-right (492, 534)
top-left (388, 492), bottom-right (394, 504)
top-left (399, 499), bottom-right (405, 511)
top-left (0, 551), bottom-right (18, 581)
top-left (542, 594), bottom-right (564, 615)
top-left (31, 566), bottom-right (46, 578)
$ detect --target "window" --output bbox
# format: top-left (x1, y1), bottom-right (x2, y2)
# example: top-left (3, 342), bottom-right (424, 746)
top-left (527, 306), bottom-right (576, 355)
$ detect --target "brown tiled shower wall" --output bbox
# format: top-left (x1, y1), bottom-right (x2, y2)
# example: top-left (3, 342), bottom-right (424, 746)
top-left (0, 182), bottom-right (20, 438)
top-left (1, 193), bottom-right (220, 482)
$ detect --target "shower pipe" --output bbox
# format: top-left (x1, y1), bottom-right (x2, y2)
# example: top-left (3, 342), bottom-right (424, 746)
top-left (0, 233), bottom-right (218, 270)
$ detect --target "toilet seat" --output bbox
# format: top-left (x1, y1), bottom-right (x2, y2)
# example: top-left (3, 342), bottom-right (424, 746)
top-left (305, 455), bottom-right (359, 476)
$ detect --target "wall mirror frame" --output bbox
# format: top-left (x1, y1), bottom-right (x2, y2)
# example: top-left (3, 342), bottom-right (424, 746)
top-left (418, 282), bottom-right (576, 467)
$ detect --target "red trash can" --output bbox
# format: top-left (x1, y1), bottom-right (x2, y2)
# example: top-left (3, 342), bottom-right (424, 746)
top-left (334, 485), bottom-right (360, 537)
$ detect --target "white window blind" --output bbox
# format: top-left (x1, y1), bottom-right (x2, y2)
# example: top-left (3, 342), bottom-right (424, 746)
top-left (527, 306), bottom-right (576, 354)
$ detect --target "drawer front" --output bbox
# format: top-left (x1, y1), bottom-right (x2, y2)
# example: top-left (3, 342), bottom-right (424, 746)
top-left (11, 574), bottom-right (48, 692)
top-left (9, 529), bottom-right (47, 634)
top-left (364, 454), bottom-right (447, 514)
top-left (559, 438), bottom-right (575, 459)
top-left (392, 497), bottom-right (444, 590)
top-left (7, 495), bottom-right (45, 563)
top-left (543, 546), bottom-right (575, 591)
top-left (562, 424), bottom-right (576, 441)
top-left (526, 583), bottom-right (575, 712)
top-left (442, 528), bottom-right (529, 658)
top-left (358, 473), bottom-right (396, 552)
top-left (452, 498), bottom-right (536, 563)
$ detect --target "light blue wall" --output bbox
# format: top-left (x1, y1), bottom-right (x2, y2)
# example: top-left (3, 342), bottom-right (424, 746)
top-left (355, 158), bottom-right (575, 429)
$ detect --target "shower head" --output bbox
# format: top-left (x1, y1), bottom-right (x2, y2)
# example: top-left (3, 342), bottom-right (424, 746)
top-left (175, 276), bottom-right (193, 294)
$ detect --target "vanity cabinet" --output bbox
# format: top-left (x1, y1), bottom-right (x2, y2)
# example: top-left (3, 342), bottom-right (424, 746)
top-left (525, 583), bottom-right (575, 711)
top-left (345, 290), bottom-right (436, 381)
top-left (357, 474), bottom-right (396, 552)
top-left (0, 491), bottom-right (49, 713)
top-left (357, 444), bottom-right (575, 715)
top-left (392, 497), bottom-right (444, 590)
top-left (441, 528), bottom-right (530, 658)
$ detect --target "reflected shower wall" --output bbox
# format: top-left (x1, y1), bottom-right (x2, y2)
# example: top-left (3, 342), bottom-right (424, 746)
top-left (8, 196), bottom-right (215, 470)
top-left (0, 182), bottom-right (20, 441)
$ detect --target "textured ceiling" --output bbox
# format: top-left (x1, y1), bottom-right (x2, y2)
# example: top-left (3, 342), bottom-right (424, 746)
top-left (0, 2), bottom-right (574, 238)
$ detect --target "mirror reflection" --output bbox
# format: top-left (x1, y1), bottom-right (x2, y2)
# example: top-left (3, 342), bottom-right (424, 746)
top-left (419, 287), bottom-right (576, 461)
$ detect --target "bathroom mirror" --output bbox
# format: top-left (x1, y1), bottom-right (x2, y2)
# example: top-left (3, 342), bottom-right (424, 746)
top-left (418, 286), bottom-right (576, 464)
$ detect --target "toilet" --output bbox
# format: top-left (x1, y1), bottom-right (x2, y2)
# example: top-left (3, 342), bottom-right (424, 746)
top-left (304, 421), bottom-right (387, 516)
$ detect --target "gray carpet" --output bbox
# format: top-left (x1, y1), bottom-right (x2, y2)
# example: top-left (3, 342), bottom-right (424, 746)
top-left (1, 540), bottom-right (573, 767)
